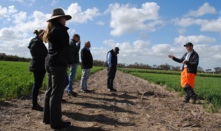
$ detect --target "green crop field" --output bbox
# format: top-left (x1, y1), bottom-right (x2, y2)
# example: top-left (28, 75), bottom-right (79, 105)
top-left (0, 61), bottom-right (103, 100)
top-left (120, 68), bottom-right (221, 111)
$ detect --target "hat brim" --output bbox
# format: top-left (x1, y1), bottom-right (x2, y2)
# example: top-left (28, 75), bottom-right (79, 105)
top-left (47, 15), bottom-right (72, 22)
top-left (184, 44), bottom-right (193, 47)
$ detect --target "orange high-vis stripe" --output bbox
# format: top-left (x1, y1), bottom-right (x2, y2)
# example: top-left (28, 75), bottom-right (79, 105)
top-left (181, 68), bottom-right (196, 88)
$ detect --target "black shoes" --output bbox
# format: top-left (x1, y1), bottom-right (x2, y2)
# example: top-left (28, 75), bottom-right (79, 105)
top-left (51, 121), bottom-right (71, 129)
top-left (68, 91), bottom-right (78, 97)
top-left (32, 104), bottom-right (43, 111)
top-left (108, 88), bottom-right (117, 92)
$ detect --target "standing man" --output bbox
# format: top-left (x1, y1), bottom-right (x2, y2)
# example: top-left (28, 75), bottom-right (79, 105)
top-left (107, 47), bottom-right (119, 92)
top-left (168, 42), bottom-right (199, 104)
top-left (66, 34), bottom-right (81, 97)
top-left (80, 41), bottom-right (93, 93)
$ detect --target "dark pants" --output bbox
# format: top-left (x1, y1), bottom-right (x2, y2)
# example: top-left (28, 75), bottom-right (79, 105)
top-left (43, 66), bottom-right (67, 127)
top-left (183, 84), bottom-right (197, 102)
top-left (32, 70), bottom-right (45, 106)
top-left (107, 67), bottom-right (116, 89)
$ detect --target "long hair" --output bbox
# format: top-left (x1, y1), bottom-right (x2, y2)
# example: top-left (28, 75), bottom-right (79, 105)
top-left (43, 18), bottom-right (60, 43)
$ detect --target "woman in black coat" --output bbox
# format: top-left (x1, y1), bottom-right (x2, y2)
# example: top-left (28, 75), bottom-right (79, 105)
top-left (28, 29), bottom-right (48, 111)
top-left (42, 8), bottom-right (72, 129)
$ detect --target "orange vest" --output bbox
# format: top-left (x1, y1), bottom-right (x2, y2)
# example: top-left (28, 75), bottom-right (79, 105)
top-left (181, 68), bottom-right (196, 88)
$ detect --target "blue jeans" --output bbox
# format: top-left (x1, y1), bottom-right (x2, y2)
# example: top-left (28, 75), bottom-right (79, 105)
top-left (66, 64), bottom-right (78, 93)
top-left (80, 69), bottom-right (90, 90)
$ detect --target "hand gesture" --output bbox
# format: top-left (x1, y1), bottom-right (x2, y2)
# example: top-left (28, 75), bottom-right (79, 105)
top-left (168, 54), bottom-right (174, 59)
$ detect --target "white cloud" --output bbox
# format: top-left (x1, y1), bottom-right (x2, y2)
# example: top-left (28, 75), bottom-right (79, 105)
top-left (0, 5), bottom-right (17, 20)
top-left (174, 35), bottom-right (216, 45)
top-left (96, 21), bottom-right (105, 26)
top-left (0, 28), bottom-right (23, 40)
top-left (12, 11), bottom-right (27, 24)
top-left (151, 44), bottom-right (170, 56)
top-left (186, 2), bottom-right (216, 17)
top-left (66, 3), bottom-right (100, 23)
top-left (173, 18), bottom-right (207, 27)
top-left (200, 17), bottom-right (221, 33)
top-left (173, 17), bottom-right (221, 33)
top-left (13, 10), bottom-right (49, 33)
top-left (108, 2), bottom-right (163, 36)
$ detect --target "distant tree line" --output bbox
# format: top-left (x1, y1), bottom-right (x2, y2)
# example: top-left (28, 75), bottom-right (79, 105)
top-left (1, 53), bottom-right (220, 74)
top-left (94, 60), bottom-right (221, 74)
top-left (0, 53), bottom-right (30, 62)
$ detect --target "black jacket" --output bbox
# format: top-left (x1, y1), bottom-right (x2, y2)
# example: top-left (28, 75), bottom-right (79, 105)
top-left (28, 36), bottom-right (48, 72)
top-left (70, 39), bottom-right (80, 64)
top-left (81, 47), bottom-right (93, 69)
top-left (173, 50), bottom-right (199, 74)
top-left (45, 22), bottom-right (73, 67)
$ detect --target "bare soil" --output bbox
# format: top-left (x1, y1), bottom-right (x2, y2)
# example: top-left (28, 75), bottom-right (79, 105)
top-left (0, 69), bottom-right (221, 131)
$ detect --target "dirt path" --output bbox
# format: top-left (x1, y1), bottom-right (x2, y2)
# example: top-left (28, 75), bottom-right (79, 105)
top-left (0, 69), bottom-right (221, 131)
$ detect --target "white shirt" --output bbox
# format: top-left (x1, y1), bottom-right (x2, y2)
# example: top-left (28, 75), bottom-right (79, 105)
top-left (184, 50), bottom-right (193, 67)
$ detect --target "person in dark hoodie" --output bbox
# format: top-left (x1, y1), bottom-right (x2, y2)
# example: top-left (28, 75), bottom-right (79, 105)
top-left (168, 42), bottom-right (199, 104)
top-left (28, 29), bottom-right (48, 111)
top-left (66, 34), bottom-right (81, 97)
top-left (42, 8), bottom-right (72, 129)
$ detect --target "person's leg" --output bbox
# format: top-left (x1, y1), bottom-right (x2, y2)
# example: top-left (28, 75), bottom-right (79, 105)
top-left (107, 68), bottom-right (117, 91)
top-left (67, 64), bottom-right (78, 93)
top-left (84, 69), bottom-right (90, 90)
top-left (32, 70), bottom-right (45, 110)
top-left (49, 66), bottom-right (68, 128)
top-left (183, 85), bottom-right (191, 103)
top-left (111, 68), bottom-right (116, 89)
top-left (80, 69), bottom-right (86, 91)
top-left (43, 66), bottom-right (52, 124)
top-left (107, 68), bottom-right (111, 89)
top-left (189, 87), bottom-right (197, 104)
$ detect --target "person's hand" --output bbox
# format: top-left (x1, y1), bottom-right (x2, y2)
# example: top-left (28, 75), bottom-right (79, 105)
top-left (168, 54), bottom-right (174, 59)
top-left (182, 61), bottom-right (187, 64)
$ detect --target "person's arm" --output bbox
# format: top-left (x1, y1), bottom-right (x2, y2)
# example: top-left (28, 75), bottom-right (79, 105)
top-left (169, 53), bottom-right (186, 63)
top-left (107, 52), bottom-right (112, 67)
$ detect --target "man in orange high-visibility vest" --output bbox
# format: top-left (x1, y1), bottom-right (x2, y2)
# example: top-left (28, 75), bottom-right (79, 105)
top-left (168, 42), bottom-right (199, 104)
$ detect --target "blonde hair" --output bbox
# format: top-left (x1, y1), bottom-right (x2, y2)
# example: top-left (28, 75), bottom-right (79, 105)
top-left (43, 22), bottom-right (53, 43)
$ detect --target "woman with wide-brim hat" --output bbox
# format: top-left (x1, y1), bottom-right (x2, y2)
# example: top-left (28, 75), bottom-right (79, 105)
top-left (42, 8), bottom-right (73, 129)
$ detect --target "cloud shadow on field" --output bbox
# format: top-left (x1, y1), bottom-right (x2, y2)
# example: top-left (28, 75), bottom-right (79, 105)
top-left (137, 91), bottom-right (169, 98)
top-left (78, 95), bottom-right (136, 105)
top-left (63, 112), bottom-right (136, 127)
top-left (73, 102), bottom-right (137, 114)
top-left (93, 92), bottom-right (138, 99)
top-left (64, 126), bottom-right (103, 131)
top-left (0, 101), bottom-right (14, 107)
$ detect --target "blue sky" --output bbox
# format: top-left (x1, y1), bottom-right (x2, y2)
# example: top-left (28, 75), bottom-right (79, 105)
top-left (0, 0), bottom-right (221, 70)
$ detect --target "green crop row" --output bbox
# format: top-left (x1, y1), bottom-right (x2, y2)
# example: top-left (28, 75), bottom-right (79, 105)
top-left (120, 68), bottom-right (221, 111)
top-left (0, 61), bottom-right (103, 100)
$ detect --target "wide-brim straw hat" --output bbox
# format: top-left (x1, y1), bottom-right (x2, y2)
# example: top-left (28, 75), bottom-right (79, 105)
top-left (47, 8), bottom-right (72, 22)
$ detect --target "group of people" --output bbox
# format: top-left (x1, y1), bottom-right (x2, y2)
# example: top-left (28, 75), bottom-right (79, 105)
top-left (28, 8), bottom-right (120, 129)
top-left (28, 7), bottom-right (199, 130)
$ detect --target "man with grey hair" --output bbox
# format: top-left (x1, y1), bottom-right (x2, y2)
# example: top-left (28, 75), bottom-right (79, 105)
top-left (80, 41), bottom-right (93, 93)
